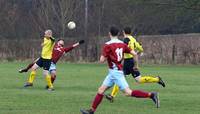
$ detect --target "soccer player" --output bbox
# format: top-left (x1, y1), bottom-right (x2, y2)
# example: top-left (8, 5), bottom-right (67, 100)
top-left (105, 27), bottom-right (165, 102)
top-left (19, 39), bottom-right (84, 88)
top-left (80, 26), bottom-right (160, 114)
top-left (23, 29), bottom-right (55, 91)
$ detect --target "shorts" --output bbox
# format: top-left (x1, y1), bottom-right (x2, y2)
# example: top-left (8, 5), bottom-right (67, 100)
top-left (123, 58), bottom-right (140, 78)
top-left (36, 57), bottom-right (51, 70)
top-left (49, 62), bottom-right (56, 72)
top-left (102, 69), bottom-right (129, 90)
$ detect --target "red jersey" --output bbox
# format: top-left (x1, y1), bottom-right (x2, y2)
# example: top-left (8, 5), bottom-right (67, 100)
top-left (52, 43), bottom-right (74, 64)
top-left (102, 38), bottom-right (131, 70)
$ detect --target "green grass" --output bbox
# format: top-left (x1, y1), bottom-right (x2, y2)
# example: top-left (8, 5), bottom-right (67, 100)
top-left (0, 62), bottom-right (200, 114)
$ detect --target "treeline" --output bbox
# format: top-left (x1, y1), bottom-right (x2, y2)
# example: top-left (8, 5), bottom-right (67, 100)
top-left (0, 0), bottom-right (200, 64)
top-left (0, 0), bottom-right (200, 39)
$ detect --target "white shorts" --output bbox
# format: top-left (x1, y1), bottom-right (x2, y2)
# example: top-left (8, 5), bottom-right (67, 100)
top-left (49, 62), bottom-right (56, 72)
top-left (102, 69), bottom-right (129, 90)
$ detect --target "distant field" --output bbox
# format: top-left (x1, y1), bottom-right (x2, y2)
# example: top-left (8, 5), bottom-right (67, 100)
top-left (0, 62), bottom-right (199, 114)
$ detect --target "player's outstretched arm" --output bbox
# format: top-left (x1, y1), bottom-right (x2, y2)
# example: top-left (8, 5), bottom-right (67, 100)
top-left (72, 40), bottom-right (85, 47)
top-left (64, 40), bottom-right (85, 53)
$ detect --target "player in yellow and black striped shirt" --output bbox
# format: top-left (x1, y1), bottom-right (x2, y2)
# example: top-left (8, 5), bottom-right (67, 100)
top-left (106, 27), bottom-right (166, 102)
top-left (24, 29), bottom-right (55, 91)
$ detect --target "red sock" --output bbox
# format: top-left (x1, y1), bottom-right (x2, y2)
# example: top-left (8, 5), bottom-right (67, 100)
top-left (51, 75), bottom-right (56, 84)
top-left (131, 90), bottom-right (150, 98)
top-left (91, 93), bottom-right (104, 112)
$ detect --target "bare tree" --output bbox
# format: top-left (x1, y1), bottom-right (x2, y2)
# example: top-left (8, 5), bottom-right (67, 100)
top-left (31, 0), bottom-right (81, 37)
top-left (0, 0), bottom-right (20, 39)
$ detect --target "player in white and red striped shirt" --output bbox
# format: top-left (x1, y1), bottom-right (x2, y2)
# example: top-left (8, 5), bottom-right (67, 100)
top-left (81, 27), bottom-right (160, 114)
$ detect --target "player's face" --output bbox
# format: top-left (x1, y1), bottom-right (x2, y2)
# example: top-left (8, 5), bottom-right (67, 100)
top-left (58, 40), bottom-right (64, 47)
top-left (45, 30), bottom-right (52, 37)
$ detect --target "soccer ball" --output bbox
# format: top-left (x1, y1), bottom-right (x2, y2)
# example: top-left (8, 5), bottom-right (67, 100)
top-left (67, 21), bottom-right (76, 30)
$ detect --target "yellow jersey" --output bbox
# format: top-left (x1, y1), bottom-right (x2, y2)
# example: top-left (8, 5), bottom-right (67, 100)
top-left (124, 35), bottom-right (143, 59)
top-left (41, 37), bottom-right (55, 59)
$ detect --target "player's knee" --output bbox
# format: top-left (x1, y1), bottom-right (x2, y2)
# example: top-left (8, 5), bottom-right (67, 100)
top-left (31, 64), bottom-right (38, 71)
top-left (135, 76), bottom-right (141, 83)
top-left (123, 88), bottom-right (132, 96)
top-left (43, 70), bottom-right (49, 76)
top-left (52, 74), bottom-right (56, 78)
top-left (51, 71), bottom-right (56, 77)
top-left (98, 86), bottom-right (106, 94)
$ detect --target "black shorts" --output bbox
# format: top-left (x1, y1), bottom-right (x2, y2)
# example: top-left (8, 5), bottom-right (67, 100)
top-left (36, 57), bottom-right (51, 70)
top-left (123, 58), bottom-right (140, 78)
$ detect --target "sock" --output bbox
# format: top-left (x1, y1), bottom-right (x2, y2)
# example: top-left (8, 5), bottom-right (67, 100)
top-left (111, 84), bottom-right (119, 97)
top-left (28, 71), bottom-right (36, 83)
top-left (46, 75), bottom-right (53, 88)
top-left (91, 93), bottom-right (104, 112)
top-left (131, 90), bottom-right (151, 98)
top-left (138, 76), bottom-right (159, 83)
top-left (51, 75), bottom-right (56, 84)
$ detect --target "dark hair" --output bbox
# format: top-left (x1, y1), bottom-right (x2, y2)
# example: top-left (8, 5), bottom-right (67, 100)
top-left (57, 39), bottom-right (64, 42)
top-left (123, 27), bottom-right (132, 34)
top-left (110, 26), bottom-right (119, 36)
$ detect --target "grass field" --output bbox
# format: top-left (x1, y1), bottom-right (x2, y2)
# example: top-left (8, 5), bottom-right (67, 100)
top-left (0, 62), bottom-right (199, 114)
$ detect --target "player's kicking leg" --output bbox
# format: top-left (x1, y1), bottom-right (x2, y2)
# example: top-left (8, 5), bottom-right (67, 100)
top-left (135, 75), bottom-right (166, 87)
top-left (123, 88), bottom-right (160, 108)
top-left (118, 72), bottom-right (160, 108)
top-left (19, 58), bottom-right (39, 73)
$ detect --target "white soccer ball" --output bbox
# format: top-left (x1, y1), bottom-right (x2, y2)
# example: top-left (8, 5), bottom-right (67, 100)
top-left (67, 21), bottom-right (76, 30)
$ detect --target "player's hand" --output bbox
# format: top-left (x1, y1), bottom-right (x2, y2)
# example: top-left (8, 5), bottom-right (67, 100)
top-left (79, 40), bottom-right (85, 44)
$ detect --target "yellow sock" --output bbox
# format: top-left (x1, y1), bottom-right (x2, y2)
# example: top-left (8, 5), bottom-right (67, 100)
top-left (111, 84), bottom-right (119, 97)
top-left (46, 75), bottom-right (53, 88)
top-left (28, 71), bottom-right (36, 83)
top-left (138, 76), bottom-right (159, 83)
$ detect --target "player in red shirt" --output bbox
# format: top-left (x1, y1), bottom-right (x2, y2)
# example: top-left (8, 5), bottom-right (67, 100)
top-left (19, 39), bottom-right (84, 88)
top-left (80, 27), bottom-right (160, 114)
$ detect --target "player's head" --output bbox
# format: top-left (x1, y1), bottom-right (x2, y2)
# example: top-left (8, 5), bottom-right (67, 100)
top-left (109, 26), bottom-right (119, 37)
top-left (123, 27), bottom-right (132, 36)
top-left (57, 39), bottom-right (64, 47)
top-left (44, 29), bottom-right (52, 38)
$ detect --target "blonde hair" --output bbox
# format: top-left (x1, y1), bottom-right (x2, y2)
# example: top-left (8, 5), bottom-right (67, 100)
top-left (44, 29), bottom-right (52, 37)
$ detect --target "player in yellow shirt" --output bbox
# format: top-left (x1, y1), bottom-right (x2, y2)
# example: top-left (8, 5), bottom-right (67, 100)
top-left (24, 29), bottom-right (55, 91)
top-left (105, 27), bottom-right (165, 102)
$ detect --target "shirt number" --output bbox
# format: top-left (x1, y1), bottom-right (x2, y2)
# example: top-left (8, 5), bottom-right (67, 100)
top-left (115, 48), bottom-right (123, 61)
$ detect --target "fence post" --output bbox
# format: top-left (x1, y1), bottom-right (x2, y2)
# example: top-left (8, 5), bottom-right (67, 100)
top-left (172, 44), bottom-right (176, 64)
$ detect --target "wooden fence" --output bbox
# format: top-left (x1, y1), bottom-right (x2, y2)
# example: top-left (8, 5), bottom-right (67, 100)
top-left (0, 33), bottom-right (199, 64)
